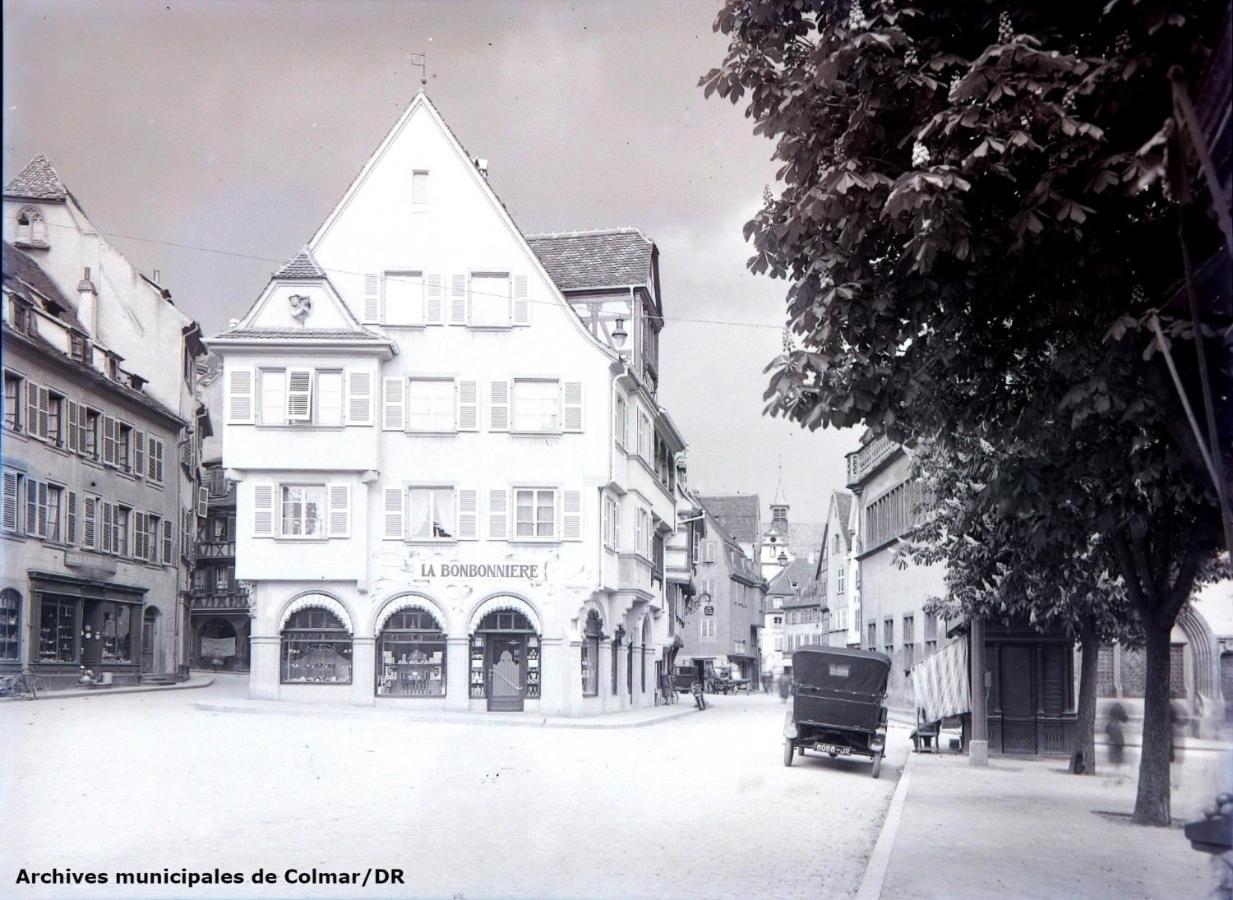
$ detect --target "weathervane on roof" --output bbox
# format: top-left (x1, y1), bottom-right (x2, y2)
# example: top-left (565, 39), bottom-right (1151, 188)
top-left (409, 50), bottom-right (429, 88)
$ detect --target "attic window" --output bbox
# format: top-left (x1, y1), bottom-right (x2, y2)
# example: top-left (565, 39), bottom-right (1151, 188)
top-left (412, 170), bottom-right (429, 207)
top-left (15, 207), bottom-right (48, 248)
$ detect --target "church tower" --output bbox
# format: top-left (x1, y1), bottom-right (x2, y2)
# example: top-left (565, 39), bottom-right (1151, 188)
top-left (760, 461), bottom-right (793, 580)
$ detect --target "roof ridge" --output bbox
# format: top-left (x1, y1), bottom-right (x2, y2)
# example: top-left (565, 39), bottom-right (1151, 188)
top-left (527, 227), bottom-right (653, 242)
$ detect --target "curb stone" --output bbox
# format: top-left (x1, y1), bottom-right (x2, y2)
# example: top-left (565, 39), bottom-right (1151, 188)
top-left (192, 698), bottom-right (700, 729)
top-left (4, 676), bottom-right (215, 702)
top-left (856, 750), bottom-right (915, 900)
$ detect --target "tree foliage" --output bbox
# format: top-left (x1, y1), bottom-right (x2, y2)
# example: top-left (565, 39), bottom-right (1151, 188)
top-left (702, 0), bottom-right (1230, 825)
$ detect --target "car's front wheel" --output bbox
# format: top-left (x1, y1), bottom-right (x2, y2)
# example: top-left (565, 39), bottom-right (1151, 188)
top-left (783, 740), bottom-right (794, 767)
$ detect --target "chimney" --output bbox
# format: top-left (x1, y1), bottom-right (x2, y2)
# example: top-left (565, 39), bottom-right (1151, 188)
top-left (77, 267), bottom-right (98, 336)
top-left (153, 269), bottom-right (161, 283)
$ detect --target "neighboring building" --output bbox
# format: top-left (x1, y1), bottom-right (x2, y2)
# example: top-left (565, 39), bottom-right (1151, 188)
top-left (771, 557), bottom-right (822, 660)
top-left (817, 489), bottom-right (856, 647)
top-left (662, 456), bottom-right (704, 681)
top-left (2, 155), bottom-right (208, 684)
top-left (757, 481), bottom-right (826, 583)
top-left (677, 501), bottom-right (765, 684)
top-left (1, 240), bottom-right (197, 687)
top-left (208, 92), bottom-right (686, 714)
top-left (188, 354), bottom-right (250, 671)
top-left (697, 493), bottom-right (760, 559)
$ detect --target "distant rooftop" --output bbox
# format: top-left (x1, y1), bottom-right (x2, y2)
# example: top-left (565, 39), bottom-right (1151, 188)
top-left (4, 154), bottom-right (68, 201)
top-left (273, 247), bottom-right (327, 280)
top-left (698, 494), bottom-right (761, 548)
top-left (527, 228), bottom-right (655, 292)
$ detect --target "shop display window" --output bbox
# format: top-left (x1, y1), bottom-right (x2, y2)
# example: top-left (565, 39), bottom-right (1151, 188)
top-left (377, 608), bottom-right (446, 697)
top-left (37, 594), bottom-right (77, 663)
top-left (581, 610), bottom-right (602, 698)
top-left (100, 602), bottom-right (133, 664)
top-left (0, 589), bottom-right (20, 661)
top-left (281, 608), bottom-right (352, 683)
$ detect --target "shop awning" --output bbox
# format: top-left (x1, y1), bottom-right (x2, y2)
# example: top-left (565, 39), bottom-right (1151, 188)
top-left (911, 638), bottom-right (971, 722)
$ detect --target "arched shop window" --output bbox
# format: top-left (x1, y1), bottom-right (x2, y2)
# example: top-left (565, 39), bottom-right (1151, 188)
top-left (471, 608), bottom-right (540, 700)
top-left (581, 610), bottom-right (602, 698)
top-left (0, 589), bottom-right (20, 662)
top-left (281, 608), bottom-right (352, 684)
top-left (378, 608), bottom-right (446, 697)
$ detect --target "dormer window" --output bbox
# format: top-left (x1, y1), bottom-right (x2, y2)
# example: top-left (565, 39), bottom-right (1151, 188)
top-left (15, 207), bottom-right (48, 248)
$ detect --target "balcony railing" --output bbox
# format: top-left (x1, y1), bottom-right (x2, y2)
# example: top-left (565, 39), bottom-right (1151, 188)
top-left (195, 540), bottom-right (235, 559)
top-left (190, 591), bottom-right (249, 611)
top-left (845, 434), bottom-right (899, 487)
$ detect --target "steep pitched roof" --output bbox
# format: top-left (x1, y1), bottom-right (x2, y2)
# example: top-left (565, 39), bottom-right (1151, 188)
top-left (697, 494), bottom-right (761, 547)
top-left (526, 228), bottom-right (655, 292)
top-left (2, 241), bottom-right (83, 330)
top-left (4, 154), bottom-right (68, 201)
top-left (273, 246), bottom-right (327, 280)
top-left (767, 557), bottom-right (815, 597)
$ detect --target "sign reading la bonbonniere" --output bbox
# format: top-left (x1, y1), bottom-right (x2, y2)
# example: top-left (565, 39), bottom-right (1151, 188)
top-left (419, 562), bottom-right (540, 580)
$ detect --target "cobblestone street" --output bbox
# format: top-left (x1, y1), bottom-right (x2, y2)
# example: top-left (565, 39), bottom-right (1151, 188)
top-left (1, 679), bottom-right (909, 898)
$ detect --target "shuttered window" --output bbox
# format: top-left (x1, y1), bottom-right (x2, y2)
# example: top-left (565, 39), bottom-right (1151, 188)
top-left (470, 273), bottom-right (510, 327)
top-left (66, 490), bottom-right (77, 544)
top-left (363, 273), bottom-right (382, 323)
top-left (345, 371), bottom-right (373, 425)
top-left (2, 470), bottom-right (20, 533)
top-left (147, 436), bottom-right (165, 484)
top-left (102, 415), bottom-right (118, 465)
top-left (457, 489), bottom-right (478, 540)
top-left (562, 381), bottom-right (583, 433)
top-left (382, 378), bottom-right (405, 431)
top-left (383, 487), bottom-right (404, 539)
top-left (488, 489), bottom-right (508, 539)
top-left (408, 378), bottom-right (455, 432)
top-left (133, 429), bottom-right (145, 477)
top-left (449, 274), bottom-right (467, 324)
top-left (489, 381), bottom-right (510, 431)
top-left (162, 519), bottom-right (174, 565)
top-left (457, 380), bottom-right (479, 432)
top-left (66, 400), bottom-right (80, 453)
top-left (383, 271), bottom-right (424, 326)
top-left (83, 496), bottom-right (98, 549)
top-left (227, 368), bottom-right (255, 424)
top-left (134, 512), bottom-right (147, 560)
top-left (425, 274), bottom-right (444, 324)
top-left (252, 484), bottom-right (275, 537)
top-left (286, 369), bottom-right (314, 422)
top-left (328, 484), bottom-right (351, 537)
top-left (562, 490), bottom-right (582, 541)
top-left (512, 275), bottom-right (530, 325)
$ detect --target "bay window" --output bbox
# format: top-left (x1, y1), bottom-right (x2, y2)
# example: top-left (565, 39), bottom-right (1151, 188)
top-left (512, 379), bottom-right (559, 433)
top-left (407, 378), bottom-right (455, 432)
top-left (408, 487), bottom-right (455, 540)
top-left (280, 484), bottom-right (325, 537)
top-left (514, 488), bottom-right (555, 539)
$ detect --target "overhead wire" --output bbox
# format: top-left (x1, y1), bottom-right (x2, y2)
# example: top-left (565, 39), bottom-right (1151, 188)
top-left (4, 214), bottom-right (786, 332)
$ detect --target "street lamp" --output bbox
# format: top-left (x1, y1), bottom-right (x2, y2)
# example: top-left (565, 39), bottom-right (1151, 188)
top-left (611, 318), bottom-right (628, 348)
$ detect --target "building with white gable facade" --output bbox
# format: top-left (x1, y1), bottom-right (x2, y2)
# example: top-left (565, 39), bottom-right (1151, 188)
top-left (208, 92), bottom-right (686, 714)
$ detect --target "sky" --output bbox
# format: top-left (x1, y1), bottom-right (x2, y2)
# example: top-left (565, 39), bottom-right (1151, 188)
top-left (2, 0), bottom-right (857, 523)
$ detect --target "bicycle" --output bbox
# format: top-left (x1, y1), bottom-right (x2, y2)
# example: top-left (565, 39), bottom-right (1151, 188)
top-left (690, 680), bottom-right (707, 711)
top-left (0, 670), bottom-right (47, 700)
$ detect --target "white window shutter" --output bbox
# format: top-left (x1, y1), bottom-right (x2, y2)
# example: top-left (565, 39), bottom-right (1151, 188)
top-left (363, 273), bottom-right (382, 323)
top-left (489, 381), bottom-right (510, 431)
top-left (513, 275), bottom-right (530, 325)
top-left (286, 369), bottom-right (313, 422)
top-left (226, 367), bottom-right (255, 424)
top-left (133, 429), bottom-right (145, 477)
top-left (25, 479), bottom-right (38, 536)
top-left (66, 400), bottom-right (80, 454)
top-left (563, 381), bottom-right (583, 432)
top-left (66, 490), bottom-right (77, 544)
top-left (345, 371), bottom-right (373, 425)
top-left (134, 512), bottom-right (146, 560)
top-left (25, 381), bottom-right (39, 438)
top-left (488, 489), bottom-right (508, 539)
top-left (2, 471), bottom-right (17, 532)
top-left (457, 489), bottom-right (478, 540)
top-left (38, 387), bottom-right (49, 440)
top-left (328, 484), bottom-right (351, 537)
top-left (252, 483), bottom-right (275, 537)
top-left (152, 438), bottom-right (165, 483)
top-left (198, 486), bottom-right (208, 518)
top-left (383, 487), bottom-right (404, 539)
top-left (426, 274), bottom-right (444, 324)
top-left (162, 520), bottom-right (173, 565)
top-left (449, 274), bottom-right (468, 324)
top-left (457, 380), bottom-right (479, 432)
top-left (382, 377), bottom-right (405, 431)
top-left (101, 501), bottom-right (114, 554)
top-left (82, 497), bottom-right (96, 549)
top-left (103, 415), bottom-right (117, 465)
top-left (563, 490), bottom-right (582, 541)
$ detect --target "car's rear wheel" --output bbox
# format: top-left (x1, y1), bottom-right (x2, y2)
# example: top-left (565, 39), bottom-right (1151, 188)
top-left (783, 740), bottom-right (794, 767)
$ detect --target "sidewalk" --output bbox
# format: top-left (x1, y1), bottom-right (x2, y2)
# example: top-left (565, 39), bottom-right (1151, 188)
top-left (862, 746), bottom-right (1233, 899)
top-left (193, 694), bottom-right (701, 729)
top-left (3, 674), bottom-right (214, 702)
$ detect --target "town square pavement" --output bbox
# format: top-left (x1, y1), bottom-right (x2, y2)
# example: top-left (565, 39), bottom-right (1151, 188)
top-left (0, 677), bottom-right (910, 899)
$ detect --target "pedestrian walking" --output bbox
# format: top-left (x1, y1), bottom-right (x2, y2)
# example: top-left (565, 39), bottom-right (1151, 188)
top-left (1104, 701), bottom-right (1127, 781)
top-left (761, 671), bottom-right (772, 694)
top-left (778, 671), bottom-right (793, 703)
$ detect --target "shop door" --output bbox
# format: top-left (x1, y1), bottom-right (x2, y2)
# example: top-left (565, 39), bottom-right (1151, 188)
top-left (999, 644), bottom-right (1037, 754)
top-left (141, 612), bottom-right (157, 673)
top-left (486, 636), bottom-right (525, 712)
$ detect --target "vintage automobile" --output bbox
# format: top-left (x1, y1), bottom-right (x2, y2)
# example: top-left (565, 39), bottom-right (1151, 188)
top-left (782, 646), bottom-right (891, 778)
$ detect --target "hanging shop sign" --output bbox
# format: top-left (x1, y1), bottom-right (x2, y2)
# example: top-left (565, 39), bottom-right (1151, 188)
top-left (418, 562), bottom-right (540, 580)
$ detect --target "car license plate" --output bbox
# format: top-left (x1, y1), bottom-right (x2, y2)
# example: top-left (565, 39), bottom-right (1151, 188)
top-left (816, 742), bottom-right (850, 755)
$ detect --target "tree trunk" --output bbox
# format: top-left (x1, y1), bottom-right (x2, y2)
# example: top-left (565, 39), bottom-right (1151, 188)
top-left (1069, 622), bottom-right (1099, 775)
top-left (1133, 622), bottom-right (1174, 825)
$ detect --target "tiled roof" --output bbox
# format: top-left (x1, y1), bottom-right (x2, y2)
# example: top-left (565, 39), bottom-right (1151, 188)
top-left (4, 154), bottom-right (68, 201)
top-left (786, 521), bottom-right (827, 558)
top-left (527, 228), bottom-right (655, 292)
top-left (2, 242), bottom-right (83, 330)
top-left (697, 494), bottom-right (761, 547)
top-left (273, 247), bottom-right (326, 280)
top-left (834, 492), bottom-right (854, 551)
top-left (768, 558), bottom-right (815, 597)
top-left (212, 327), bottom-right (390, 341)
